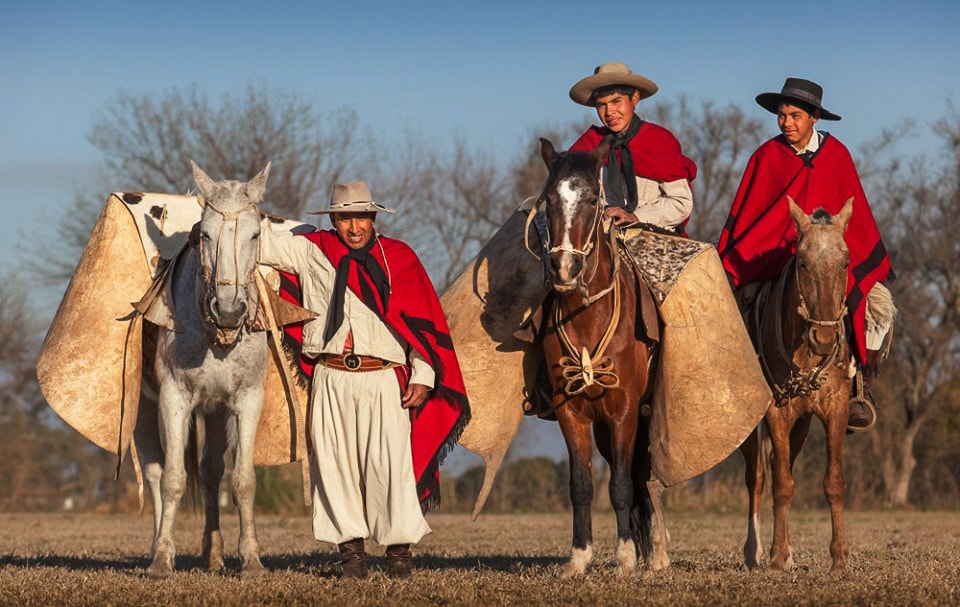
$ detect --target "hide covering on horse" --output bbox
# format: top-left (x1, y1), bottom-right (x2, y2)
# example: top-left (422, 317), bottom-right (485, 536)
top-left (36, 193), bottom-right (314, 469)
top-left (441, 200), bottom-right (550, 517)
top-left (451, 202), bottom-right (772, 512)
top-left (619, 228), bottom-right (772, 485)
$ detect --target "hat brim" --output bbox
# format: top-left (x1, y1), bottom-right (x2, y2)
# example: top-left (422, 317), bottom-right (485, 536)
top-left (308, 201), bottom-right (396, 215)
top-left (755, 92), bottom-right (841, 121)
top-left (569, 72), bottom-right (658, 106)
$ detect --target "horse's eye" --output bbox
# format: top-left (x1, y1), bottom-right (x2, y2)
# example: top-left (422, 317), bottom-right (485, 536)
top-left (200, 231), bottom-right (211, 241)
top-left (251, 233), bottom-right (260, 241)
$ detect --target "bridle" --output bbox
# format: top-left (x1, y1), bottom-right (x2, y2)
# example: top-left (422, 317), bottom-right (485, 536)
top-left (525, 180), bottom-right (619, 305)
top-left (756, 256), bottom-right (848, 402)
top-left (197, 196), bottom-right (261, 346)
top-left (525, 179), bottom-right (624, 396)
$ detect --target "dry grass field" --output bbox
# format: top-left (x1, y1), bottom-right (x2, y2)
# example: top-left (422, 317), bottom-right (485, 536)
top-left (1, 510), bottom-right (958, 606)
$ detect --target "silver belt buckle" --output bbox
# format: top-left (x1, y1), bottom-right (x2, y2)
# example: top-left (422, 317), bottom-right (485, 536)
top-left (343, 353), bottom-right (361, 370)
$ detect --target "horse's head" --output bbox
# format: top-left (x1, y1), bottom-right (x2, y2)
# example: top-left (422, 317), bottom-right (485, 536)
top-left (788, 196), bottom-right (852, 356)
top-left (538, 138), bottom-right (610, 293)
top-left (191, 161), bottom-right (270, 347)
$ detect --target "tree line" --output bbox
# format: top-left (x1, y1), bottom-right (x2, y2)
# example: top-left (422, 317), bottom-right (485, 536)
top-left (2, 84), bottom-right (958, 514)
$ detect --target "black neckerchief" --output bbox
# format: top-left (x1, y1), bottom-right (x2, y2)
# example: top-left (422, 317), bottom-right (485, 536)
top-left (601, 113), bottom-right (643, 212)
top-left (323, 232), bottom-right (391, 346)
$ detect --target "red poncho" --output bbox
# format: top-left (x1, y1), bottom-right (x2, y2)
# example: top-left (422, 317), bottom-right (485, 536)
top-left (717, 134), bottom-right (892, 363)
top-left (570, 123), bottom-right (698, 184)
top-left (277, 230), bottom-right (470, 512)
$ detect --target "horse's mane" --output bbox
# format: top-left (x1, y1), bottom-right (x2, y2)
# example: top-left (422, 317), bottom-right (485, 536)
top-left (810, 208), bottom-right (834, 225)
top-left (543, 149), bottom-right (599, 192)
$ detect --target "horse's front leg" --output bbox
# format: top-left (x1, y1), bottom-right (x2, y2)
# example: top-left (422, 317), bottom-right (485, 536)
top-left (557, 407), bottom-right (594, 577)
top-left (147, 384), bottom-right (191, 577)
top-left (232, 386), bottom-right (266, 578)
top-left (766, 412), bottom-right (795, 571)
top-left (823, 403), bottom-right (849, 572)
top-left (739, 424), bottom-right (765, 570)
top-left (608, 412), bottom-right (639, 576)
top-left (201, 412), bottom-right (228, 572)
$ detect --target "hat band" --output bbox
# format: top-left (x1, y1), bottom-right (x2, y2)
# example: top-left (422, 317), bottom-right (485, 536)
top-left (780, 87), bottom-right (823, 108)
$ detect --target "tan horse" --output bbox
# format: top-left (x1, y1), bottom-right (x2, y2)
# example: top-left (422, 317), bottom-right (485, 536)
top-left (740, 197), bottom-right (854, 572)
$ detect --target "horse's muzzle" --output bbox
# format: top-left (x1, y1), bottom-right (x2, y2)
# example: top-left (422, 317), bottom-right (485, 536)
top-left (548, 252), bottom-right (584, 291)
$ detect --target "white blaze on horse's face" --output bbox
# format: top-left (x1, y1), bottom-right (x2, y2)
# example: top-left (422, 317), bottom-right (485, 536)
top-left (547, 176), bottom-right (595, 292)
top-left (193, 162), bottom-right (269, 346)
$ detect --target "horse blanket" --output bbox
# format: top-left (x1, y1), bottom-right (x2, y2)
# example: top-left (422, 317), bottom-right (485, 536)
top-left (619, 228), bottom-right (772, 485)
top-left (36, 193), bottom-right (314, 468)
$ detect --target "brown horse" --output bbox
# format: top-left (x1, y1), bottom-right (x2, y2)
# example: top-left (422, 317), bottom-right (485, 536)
top-left (739, 197), bottom-right (854, 572)
top-left (536, 138), bottom-right (667, 576)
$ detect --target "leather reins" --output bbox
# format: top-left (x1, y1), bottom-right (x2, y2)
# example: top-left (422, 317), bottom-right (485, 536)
top-left (197, 197), bottom-right (261, 344)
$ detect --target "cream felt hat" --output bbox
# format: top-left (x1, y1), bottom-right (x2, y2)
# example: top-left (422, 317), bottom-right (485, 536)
top-left (569, 62), bottom-right (659, 106)
top-left (308, 181), bottom-right (396, 215)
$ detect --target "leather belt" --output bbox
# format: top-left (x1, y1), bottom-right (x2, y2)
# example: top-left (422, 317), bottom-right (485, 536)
top-left (318, 353), bottom-right (401, 373)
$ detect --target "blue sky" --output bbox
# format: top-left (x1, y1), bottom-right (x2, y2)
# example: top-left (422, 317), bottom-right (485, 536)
top-left (2, 0), bottom-right (958, 267)
top-left (3, 0), bottom-right (958, 466)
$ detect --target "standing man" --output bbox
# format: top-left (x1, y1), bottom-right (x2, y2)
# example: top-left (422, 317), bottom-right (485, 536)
top-left (717, 78), bottom-right (895, 432)
top-left (259, 181), bottom-right (470, 578)
top-left (568, 62), bottom-right (698, 232)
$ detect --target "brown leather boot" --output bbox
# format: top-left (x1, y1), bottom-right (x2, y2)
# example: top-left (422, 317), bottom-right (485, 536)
top-left (385, 544), bottom-right (412, 579)
top-left (338, 538), bottom-right (367, 579)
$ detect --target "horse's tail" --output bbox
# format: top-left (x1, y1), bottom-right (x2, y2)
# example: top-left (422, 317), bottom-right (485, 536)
top-left (629, 420), bottom-right (655, 562)
top-left (629, 487), bottom-right (655, 563)
top-left (758, 417), bottom-right (772, 481)
top-left (184, 411), bottom-right (205, 509)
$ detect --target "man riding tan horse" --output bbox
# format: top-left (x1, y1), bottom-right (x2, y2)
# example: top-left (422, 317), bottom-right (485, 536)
top-left (717, 77), bottom-right (896, 433)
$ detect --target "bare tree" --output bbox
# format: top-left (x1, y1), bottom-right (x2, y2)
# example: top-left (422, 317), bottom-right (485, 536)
top-left (29, 83), bottom-right (369, 286)
top-left (647, 96), bottom-right (766, 242)
top-left (855, 105), bottom-right (960, 507)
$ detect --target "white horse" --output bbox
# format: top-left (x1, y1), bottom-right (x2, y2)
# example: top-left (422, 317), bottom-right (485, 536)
top-left (135, 161), bottom-right (270, 577)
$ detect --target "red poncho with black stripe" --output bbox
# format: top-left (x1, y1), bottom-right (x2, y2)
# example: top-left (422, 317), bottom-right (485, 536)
top-left (277, 230), bottom-right (470, 512)
top-left (717, 133), bottom-right (892, 363)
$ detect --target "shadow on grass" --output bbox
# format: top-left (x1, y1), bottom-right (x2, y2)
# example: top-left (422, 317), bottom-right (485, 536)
top-left (0, 551), bottom-right (566, 576)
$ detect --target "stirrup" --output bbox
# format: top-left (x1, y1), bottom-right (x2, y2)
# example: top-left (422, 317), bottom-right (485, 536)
top-left (846, 372), bottom-right (877, 434)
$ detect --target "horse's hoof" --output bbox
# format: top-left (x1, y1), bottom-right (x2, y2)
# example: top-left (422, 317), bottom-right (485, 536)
top-left (647, 554), bottom-right (670, 572)
top-left (240, 559), bottom-right (266, 579)
top-left (146, 561), bottom-right (174, 578)
top-left (561, 545), bottom-right (593, 577)
top-left (561, 563), bottom-right (584, 578)
top-left (615, 540), bottom-right (636, 576)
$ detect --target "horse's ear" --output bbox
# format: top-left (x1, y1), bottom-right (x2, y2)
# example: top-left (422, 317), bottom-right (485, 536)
top-left (593, 141), bottom-right (611, 173)
top-left (540, 138), bottom-right (558, 169)
top-left (835, 197), bottom-right (854, 232)
top-left (244, 162), bottom-right (271, 202)
top-left (191, 160), bottom-right (218, 201)
top-left (787, 196), bottom-right (809, 231)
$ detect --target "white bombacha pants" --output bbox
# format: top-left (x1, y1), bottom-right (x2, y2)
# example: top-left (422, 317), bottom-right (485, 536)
top-left (309, 365), bottom-right (431, 546)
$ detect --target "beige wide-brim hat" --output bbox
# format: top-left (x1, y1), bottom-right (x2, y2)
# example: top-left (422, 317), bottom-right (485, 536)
top-left (569, 62), bottom-right (659, 106)
top-left (308, 180), bottom-right (396, 215)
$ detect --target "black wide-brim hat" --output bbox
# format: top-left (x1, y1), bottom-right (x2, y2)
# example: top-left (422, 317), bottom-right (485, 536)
top-left (756, 77), bottom-right (841, 121)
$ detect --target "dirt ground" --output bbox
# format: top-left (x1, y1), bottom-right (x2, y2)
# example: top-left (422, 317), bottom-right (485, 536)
top-left (0, 509), bottom-right (958, 606)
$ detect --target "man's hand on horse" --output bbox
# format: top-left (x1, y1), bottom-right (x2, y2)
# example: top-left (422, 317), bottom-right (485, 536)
top-left (604, 207), bottom-right (638, 226)
top-left (401, 383), bottom-right (431, 409)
